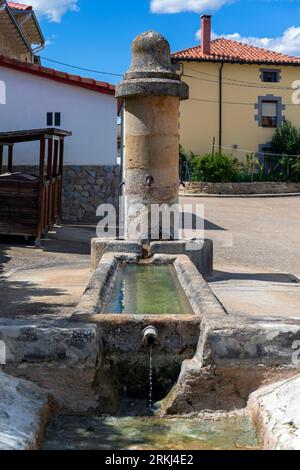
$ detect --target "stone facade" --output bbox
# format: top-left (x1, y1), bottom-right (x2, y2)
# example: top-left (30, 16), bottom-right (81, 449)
top-left (62, 165), bottom-right (120, 223)
top-left (6, 165), bottom-right (120, 224)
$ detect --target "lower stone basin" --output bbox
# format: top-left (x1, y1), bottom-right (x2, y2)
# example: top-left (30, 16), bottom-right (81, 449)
top-left (42, 413), bottom-right (260, 451)
top-left (70, 252), bottom-right (213, 412)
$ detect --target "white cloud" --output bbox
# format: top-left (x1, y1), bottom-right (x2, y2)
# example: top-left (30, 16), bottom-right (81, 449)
top-left (196, 27), bottom-right (300, 56)
top-left (30, 0), bottom-right (79, 23)
top-left (150, 0), bottom-right (232, 14)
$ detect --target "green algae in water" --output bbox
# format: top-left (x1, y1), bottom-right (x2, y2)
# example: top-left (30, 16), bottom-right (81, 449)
top-left (43, 415), bottom-right (261, 451)
top-left (104, 264), bottom-right (194, 315)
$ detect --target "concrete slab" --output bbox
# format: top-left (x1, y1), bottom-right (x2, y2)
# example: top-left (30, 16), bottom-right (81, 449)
top-left (180, 195), bottom-right (300, 275)
top-left (208, 271), bottom-right (300, 319)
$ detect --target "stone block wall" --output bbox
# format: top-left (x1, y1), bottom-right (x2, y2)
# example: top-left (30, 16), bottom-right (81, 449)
top-left (62, 165), bottom-right (120, 223)
top-left (185, 181), bottom-right (300, 195)
top-left (4, 165), bottom-right (121, 224)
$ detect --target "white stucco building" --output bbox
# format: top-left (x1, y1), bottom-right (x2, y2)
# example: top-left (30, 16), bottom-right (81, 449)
top-left (0, 55), bottom-right (119, 222)
top-left (0, 55), bottom-right (117, 165)
top-left (0, 1), bottom-right (119, 223)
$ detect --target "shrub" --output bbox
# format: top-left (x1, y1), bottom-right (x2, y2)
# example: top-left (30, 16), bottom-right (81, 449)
top-left (188, 152), bottom-right (241, 183)
top-left (270, 121), bottom-right (300, 156)
top-left (270, 121), bottom-right (300, 182)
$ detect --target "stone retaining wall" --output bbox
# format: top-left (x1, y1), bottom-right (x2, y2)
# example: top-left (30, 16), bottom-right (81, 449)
top-left (6, 165), bottom-right (121, 224)
top-left (185, 181), bottom-right (300, 195)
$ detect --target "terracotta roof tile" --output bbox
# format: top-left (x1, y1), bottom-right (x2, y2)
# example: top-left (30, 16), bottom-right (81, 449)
top-left (7, 2), bottom-right (32, 11)
top-left (173, 38), bottom-right (300, 65)
top-left (0, 54), bottom-right (116, 96)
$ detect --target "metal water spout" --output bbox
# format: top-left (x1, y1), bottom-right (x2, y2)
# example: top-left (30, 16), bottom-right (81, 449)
top-left (143, 326), bottom-right (158, 346)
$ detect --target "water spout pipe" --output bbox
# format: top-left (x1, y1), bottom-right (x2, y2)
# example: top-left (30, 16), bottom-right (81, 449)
top-left (143, 326), bottom-right (158, 346)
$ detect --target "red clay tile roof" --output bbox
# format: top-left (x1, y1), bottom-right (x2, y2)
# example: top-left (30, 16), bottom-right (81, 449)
top-left (173, 38), bottom-right (300, 65)
top-left (0, 54), bottom-right (116, 95)
top-left (7, 2), bottom-right (32, 11)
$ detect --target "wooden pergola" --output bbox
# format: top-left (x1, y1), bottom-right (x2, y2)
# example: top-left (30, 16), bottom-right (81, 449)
top-left (0, 128), bottom-right (72, 239)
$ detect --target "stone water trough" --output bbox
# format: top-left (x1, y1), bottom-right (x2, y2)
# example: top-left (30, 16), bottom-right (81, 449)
top-left (71, 249), bottom-right (217, 413)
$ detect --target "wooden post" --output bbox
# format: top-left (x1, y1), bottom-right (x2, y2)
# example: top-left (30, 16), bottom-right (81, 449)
top-left (58, 138), bottom-right (64, 221)
top-left (53, 140), bottom-right (59, 177)
top-left (59, 138), bottom-right (64, 177)
top-left (0, 145), bottom-right (3, 174)
top-left (8, 144), bottom-right (13, 173)
top-left (46, 138), bottom-right (54, 228)
top-left (52, 139), bottom-right (59, 223)
top-left (47, 137), bottom-right (53, 180)
top-left (37, 137), bottom-right (46, 239)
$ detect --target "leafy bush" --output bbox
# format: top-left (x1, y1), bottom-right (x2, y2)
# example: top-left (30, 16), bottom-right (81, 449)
top-left (270, 121), bottom-right (300, 156)
top-left (188, 152), bottom-right (242, 183)
top-left (270, 121), bottom-right (300, 182)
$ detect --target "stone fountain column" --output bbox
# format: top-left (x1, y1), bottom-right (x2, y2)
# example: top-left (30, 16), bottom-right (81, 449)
top-left (116, 31), bottom-right (189, 241)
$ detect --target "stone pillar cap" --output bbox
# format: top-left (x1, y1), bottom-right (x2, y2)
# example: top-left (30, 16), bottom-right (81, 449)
top-left (116, 31), bottom-right (189, 100)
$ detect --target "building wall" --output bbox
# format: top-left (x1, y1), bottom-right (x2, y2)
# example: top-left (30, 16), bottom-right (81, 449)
top-left (179, 61), bottom-right (300, 156)
top-left (0, 66), bottom-right (117, 165)
top-left (0, 30), bottom-right (31, 62)
top-left (0, 66), bottom-right (119, 223)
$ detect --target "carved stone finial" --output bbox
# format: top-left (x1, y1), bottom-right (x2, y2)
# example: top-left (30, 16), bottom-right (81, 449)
top-left (116, 31), bottom-right (189, 100)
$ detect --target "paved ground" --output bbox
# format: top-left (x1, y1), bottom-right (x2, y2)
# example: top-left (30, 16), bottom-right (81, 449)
top-left (0, 228), bottom-right (93, 320)
top-left (0, 196), bottom-right (300, 321)
top-left (183, 195), bottom-right (300, 275)
top-left (184, 196), bottom-right (300, 319)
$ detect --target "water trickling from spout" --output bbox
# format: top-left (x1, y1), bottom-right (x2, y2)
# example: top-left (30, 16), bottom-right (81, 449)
top-left (149, 345), bottom-right (153, 410)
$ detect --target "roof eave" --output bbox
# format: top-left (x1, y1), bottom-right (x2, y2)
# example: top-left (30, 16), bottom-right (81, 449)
top-left (5, 3), bottom-right (32, 54)
top-left (0, 55), bottom-right (116, 96)
top-left (28, 10), bottom-right (45, 47)
top-left (9, 8), bottom-right (45, 47)
top-left (172, 56), bottom-right (300, 67)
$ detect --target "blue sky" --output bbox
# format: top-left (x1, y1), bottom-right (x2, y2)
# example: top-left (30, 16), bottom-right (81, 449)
top-left (29, 0), bottom-right (300, 84)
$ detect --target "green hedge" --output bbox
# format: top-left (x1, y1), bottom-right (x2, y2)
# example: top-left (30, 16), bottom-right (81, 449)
top-left (181, 148), bottom-right (300, 183)
top-left (188, 152), bottom-right (241, 183)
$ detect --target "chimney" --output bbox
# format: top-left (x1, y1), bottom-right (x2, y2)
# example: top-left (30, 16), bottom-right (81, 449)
top-left (201, 15), bottom-right (212, 55)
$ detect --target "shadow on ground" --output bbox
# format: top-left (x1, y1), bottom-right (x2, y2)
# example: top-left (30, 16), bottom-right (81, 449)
top-left (180, 213), bottom-right (226, 231)
top-left (0, 244), bottom-right (11, 276)
top-left (0, 234), bottom-right (91, 320)
top-left (0, 276), bottom-right (75, 319)
top-left (208, 270), bottom-right (298, 284)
